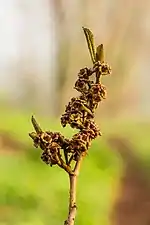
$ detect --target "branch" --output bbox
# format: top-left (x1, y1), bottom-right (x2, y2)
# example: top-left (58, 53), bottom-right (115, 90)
top-left (64, 154), bottom-right (84, 225)
top-left (29, 27), bottom-right (111, 225)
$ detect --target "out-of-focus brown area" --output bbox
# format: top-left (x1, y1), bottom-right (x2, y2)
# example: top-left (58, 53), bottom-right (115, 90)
top-left (108, 137), bottom-right (150, 225)
top-left (0, 131), bottom-right (25, 155)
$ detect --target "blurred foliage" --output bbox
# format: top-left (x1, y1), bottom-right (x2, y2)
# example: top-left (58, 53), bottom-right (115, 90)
top-left (0, 109), bottom-right (150, 225)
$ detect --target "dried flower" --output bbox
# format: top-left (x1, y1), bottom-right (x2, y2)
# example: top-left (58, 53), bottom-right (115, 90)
top-left (29, 30), bottom-right (111, 169)
top-left (28, 27), bottom-right (112, 225)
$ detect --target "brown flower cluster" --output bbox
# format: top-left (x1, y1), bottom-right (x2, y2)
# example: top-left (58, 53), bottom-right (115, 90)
top-left (29, 59), bottom-right (111, 174)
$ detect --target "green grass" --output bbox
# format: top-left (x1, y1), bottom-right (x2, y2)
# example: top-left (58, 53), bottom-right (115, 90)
top-left (0, 109), bottom-right (150, 225)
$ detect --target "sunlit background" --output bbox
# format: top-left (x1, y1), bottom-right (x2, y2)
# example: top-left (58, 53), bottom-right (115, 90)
top-left (0, 0), bottom-right (150, 225)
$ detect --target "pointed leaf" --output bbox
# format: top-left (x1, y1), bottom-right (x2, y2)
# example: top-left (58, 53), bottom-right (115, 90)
top-left (82, 27), bottom-right (96, 64)
top-left (31, 115), bottom-right (42, 134)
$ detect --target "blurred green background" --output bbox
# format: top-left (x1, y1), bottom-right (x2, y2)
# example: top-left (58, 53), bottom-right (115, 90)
top-left (0, 0), bottom-right (150, 224)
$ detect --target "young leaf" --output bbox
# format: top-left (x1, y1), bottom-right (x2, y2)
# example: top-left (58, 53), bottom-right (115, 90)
top-left (96, 44), bottom-right (104, 62)
top-left (82, 27), bottom-right (96, 64)
top-left (31, 115), bottom-right (42, 134)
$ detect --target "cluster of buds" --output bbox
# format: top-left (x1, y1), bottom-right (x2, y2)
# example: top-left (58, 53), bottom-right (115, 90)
top-left (29, 27), bottom-right (111, 174)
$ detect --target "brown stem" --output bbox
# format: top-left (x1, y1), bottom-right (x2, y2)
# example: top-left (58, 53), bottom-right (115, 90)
top-left (64, 154), bottom-right (84, 225)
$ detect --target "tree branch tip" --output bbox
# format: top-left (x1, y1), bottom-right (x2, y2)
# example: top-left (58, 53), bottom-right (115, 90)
top-left (31, 115), bottom-right (43, 134)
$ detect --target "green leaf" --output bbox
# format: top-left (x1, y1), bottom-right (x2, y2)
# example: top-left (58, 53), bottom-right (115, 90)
top-left (96, 44), bottom-right (104, 62)
top-left (31, 115), bottom-right (42, 134)
top-left (82, 27), bottom-right (96, 64)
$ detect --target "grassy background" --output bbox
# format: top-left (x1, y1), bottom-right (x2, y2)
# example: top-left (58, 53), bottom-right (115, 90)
top-left (0, 108), bottom-right (150, 225)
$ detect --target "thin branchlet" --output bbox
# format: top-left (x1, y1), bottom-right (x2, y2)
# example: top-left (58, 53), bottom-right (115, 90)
top-left (29, 27), bottom-right (111, 225)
